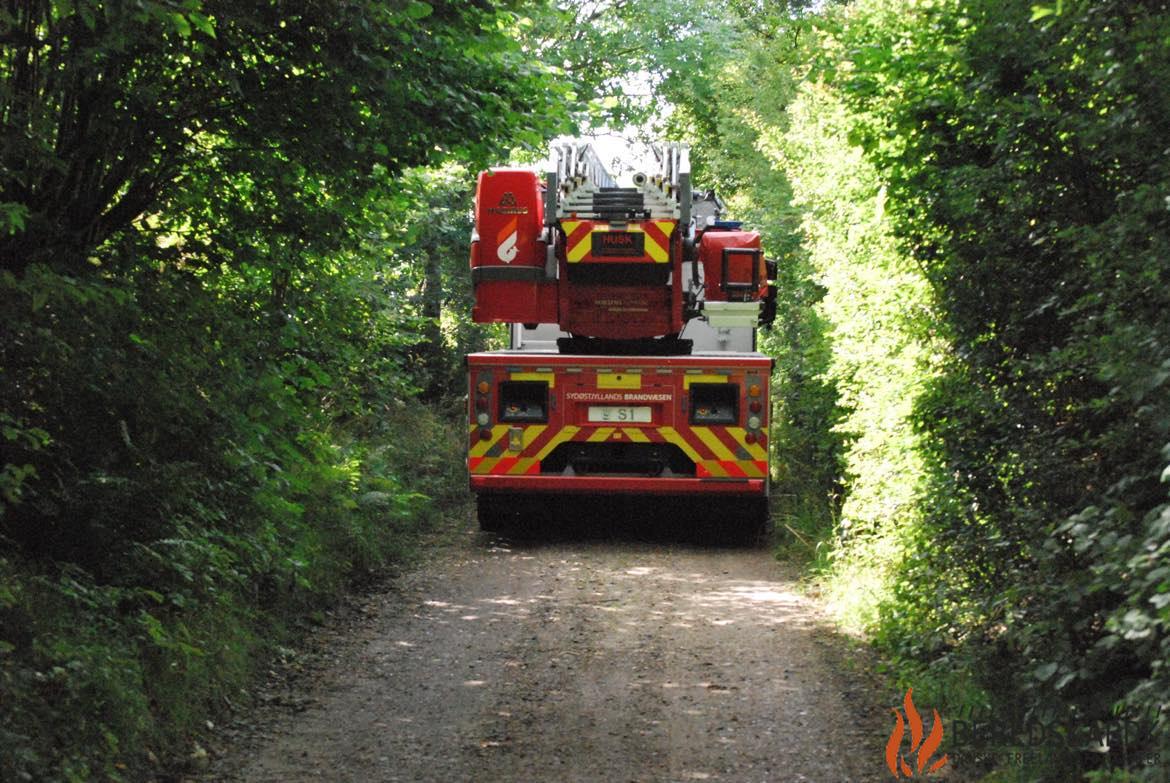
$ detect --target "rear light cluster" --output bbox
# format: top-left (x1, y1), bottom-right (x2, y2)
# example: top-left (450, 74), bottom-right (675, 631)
top-left (475, 378), bottom-right (492, 439)
top-left (745, 379), bottom-right (766, 445)
top-left (473, 377), bottom-right (550, 442)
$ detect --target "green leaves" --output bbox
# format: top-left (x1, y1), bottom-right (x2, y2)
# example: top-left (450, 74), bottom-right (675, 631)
top-left (808, 0), bottom-right (1170, 773)
top-left (0, 1), bottom-right (579, 777)
top-left (1029, 0), bottom-right (1063, 22)
top-left (702, 0), bottom-right (1170, 775)
top-left (0, 203), bottom-right (28, 235)
top-left (188, 11), bottom-right (215, 38)
top-left (404, 1), bottom-right (432, 20)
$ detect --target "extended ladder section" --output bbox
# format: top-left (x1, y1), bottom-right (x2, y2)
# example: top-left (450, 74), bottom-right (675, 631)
top-left (546, 143), bottom-right (691, 225)
top-left (469, 140), bottom-right (775, 340)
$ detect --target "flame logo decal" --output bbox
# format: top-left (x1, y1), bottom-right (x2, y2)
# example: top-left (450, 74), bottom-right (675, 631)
top-left (885, 688), bottom-right (947, 778)
top-left (497, 217), bottom-right (519, 263)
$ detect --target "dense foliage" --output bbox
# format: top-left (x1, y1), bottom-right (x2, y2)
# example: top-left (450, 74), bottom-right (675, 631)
top-left (826, 2), bottom-right (1170, 777)
top-left (670, 0), bottom-right (1170, 779)
top-left (658, 8), bottom-right (850, 565)
top-left (0, 1), bottom-right (564, 778)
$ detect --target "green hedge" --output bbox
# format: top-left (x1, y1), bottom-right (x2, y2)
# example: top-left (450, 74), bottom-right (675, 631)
top-left (664, 1), bottom-right (1170, 778)
top-left (788, 1), bottom-right (1170, 778)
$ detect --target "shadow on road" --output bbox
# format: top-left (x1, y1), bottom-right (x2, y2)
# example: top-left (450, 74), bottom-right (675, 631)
top-left (477, 494), bottom-right (772, 549)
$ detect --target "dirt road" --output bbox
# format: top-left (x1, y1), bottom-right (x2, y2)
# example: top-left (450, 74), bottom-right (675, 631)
top-left (210, 530), bottom-right (891, 782)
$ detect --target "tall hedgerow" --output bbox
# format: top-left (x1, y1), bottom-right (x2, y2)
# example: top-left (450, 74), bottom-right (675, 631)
top-left (791, 0), bottom-right (1170, 777)
top-left (669, 0), bottom-right (1170, 778)
top-left (767, 73), bottom-right (943, 631)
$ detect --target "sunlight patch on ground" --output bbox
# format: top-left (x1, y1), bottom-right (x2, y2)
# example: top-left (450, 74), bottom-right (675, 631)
top-left (722, 585), bottom-right (802, 603)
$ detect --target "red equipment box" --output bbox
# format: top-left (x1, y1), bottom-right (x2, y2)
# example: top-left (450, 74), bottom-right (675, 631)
top-left (471, 169), bottom-right (557, 324)
top-left (698, 230), bottom-right (766, 302)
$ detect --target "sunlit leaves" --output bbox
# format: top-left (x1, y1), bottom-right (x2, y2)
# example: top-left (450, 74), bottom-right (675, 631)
top-left (405, 1), bottom-right (433, 20)
top-left (1029, 0), bottom-right (1063, 22)
top-left (667, 0), bottom-right (1170, 774)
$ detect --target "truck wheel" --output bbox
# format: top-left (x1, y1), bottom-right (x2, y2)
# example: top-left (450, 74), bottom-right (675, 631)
top-left (736, 497), bottom-right (772, 547)
top-left (477, 495), bottom-right (507, 534)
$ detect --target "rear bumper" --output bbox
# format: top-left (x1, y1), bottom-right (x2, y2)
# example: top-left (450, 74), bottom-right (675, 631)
top-left (470, 474), bottom-right (766, 496)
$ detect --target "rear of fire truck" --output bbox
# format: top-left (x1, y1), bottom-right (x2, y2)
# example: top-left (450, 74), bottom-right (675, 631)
top-left (467, 142), bottom-right (776, 534)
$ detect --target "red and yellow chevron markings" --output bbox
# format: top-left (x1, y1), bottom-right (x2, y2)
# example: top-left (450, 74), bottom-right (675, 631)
top-left (693, 426), bottom-right (768, 478)
top-left (469, 421), bottom-right (766, 479)
top-left (656, 425), bottom-right (764, 478)
top-left (561, 220), bottom-right (676, 264)
top-left (468, 424), bottom-right (582, 475)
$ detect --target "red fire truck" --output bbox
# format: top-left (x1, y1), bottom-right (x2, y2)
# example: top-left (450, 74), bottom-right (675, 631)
top-left (467, 142), bottom-right (776, 535)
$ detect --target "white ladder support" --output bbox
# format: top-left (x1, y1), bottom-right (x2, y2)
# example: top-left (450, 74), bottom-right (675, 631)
top-left (549, 140), bottom-right (691, 222)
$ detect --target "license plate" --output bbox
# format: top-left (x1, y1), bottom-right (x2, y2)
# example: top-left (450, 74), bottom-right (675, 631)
top-left (588, 405), bottom-right (651, 423)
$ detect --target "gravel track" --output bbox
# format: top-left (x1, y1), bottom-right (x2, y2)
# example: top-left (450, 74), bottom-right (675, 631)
top-left (207, 528), bottom-right (894, 782)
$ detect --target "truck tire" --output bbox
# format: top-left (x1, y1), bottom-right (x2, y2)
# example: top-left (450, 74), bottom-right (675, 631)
top-left (477, 494), bottom-right (508, 534)
top-left (733, 497), bottom-right (771, 547)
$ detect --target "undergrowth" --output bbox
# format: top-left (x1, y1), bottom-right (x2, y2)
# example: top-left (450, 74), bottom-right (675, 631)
top-left (0, 300), bottom-right (470, 782)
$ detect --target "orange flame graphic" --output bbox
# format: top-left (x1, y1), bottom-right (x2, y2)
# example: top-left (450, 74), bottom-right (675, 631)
top-left (496, 216), bottom-right (518, 246)
top-left (885, 688), bottom-right (948, 778)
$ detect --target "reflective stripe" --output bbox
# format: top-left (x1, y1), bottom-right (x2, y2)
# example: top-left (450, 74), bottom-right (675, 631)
top-left (657, 426), bottom-right (704, 463)
top-left (469, 424), bottom-right (510, 458)
top-left (533, 426), bottom-right (581, 460)
top-left (644, 221), bottom-right (676, 263)
top-left (597, 372), bottom-right (641, 389)
top-left (511, 372), bottom-right (555, 388)
top-left (683, 373), bottom-right (729, 388)
top-left (513, 425), bottom-right (548, 451)
top-left (623, 427), bottom-right (651, 443)
top-left (562, 220), bottom-right (675, 264)
top-left (562, 220), bottom-right (592, 262)
top-left (471, 419), bottom-right (767, 480)
top-left (470, 457), bottom-right (541, 475)
top-left (727, 428), bottom-right (768, 461)
top-left (588, 427), bottom-right (616, 442)
top-left (692, 427), bottom-right (737, 462)
top-left (696, 460), bottom-right (729, 478)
